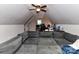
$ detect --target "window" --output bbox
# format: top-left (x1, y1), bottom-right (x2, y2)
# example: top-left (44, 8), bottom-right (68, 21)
top-left (37, 19), bottom-right (42, 25)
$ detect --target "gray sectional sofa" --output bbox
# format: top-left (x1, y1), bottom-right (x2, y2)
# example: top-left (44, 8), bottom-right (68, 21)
top-left (64, 32), bottom-right (79, 43)
top-left (0, 31), bottom-right (78, 54)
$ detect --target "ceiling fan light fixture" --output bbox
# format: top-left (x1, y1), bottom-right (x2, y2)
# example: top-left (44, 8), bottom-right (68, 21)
top-left (30, 4), bottom-right (47, 13)
top-left (36, 8), bottom-right (41, 11)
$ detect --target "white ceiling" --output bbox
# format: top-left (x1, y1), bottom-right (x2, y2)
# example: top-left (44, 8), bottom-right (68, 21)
top-left (0, 4), bottom-right (33, 25)
top-left (0, 4), bottom-right (79, 24)
top-left (47, 4), bottom-right (79, 24)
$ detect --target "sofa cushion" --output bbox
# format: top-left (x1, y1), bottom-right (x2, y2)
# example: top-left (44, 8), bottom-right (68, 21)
top-left (64, 32), bottom-right (78, 43)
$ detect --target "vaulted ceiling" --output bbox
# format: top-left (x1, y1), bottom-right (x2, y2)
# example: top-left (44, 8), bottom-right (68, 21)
top-left (0, 4), bottom-right (32, 24)
top-left (0, 4), bottom-right (79, 24)
top-left (47, 4), bottom-right (79, 24)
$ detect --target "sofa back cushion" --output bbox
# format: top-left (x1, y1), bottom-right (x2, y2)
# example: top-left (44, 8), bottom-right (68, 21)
top-left (64, 32), bottom-right (78, 43)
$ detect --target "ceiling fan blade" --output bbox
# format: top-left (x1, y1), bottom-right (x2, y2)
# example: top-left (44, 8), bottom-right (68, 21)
top-left (41, 9), bottom-right (47, 12)
top-left (41, 5), bottom-right (47, 8)
top-left (32, 4), bottom-right (37, 7)
top-left (29, 9), bottom-right (35, 10)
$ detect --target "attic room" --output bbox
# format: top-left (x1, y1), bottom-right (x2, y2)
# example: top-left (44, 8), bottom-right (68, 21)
top-left (0, 4), bottom-right (79, 54)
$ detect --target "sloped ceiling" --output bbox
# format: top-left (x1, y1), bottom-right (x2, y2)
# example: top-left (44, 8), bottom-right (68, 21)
top-left (0, 4), bottom-right (79, 24)
top-left (47, 4), bottom-right (79, 24)
top-left (0, 4), bottom-right (33, 25)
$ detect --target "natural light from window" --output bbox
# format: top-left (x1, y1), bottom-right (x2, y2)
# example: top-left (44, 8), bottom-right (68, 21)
top-left (37, 19), bottom-right (42, 25)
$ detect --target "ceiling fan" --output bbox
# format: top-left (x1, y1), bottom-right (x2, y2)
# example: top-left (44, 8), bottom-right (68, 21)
top-left (29, 4), bottom-right (47, 13)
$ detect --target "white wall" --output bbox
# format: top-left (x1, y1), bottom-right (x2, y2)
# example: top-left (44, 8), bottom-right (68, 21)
top-left (24, 15), bottom-right (36, 31)
top-left (24, 24), bottom-right (28, 31)
top-left (24, 16), bottom-right (53, 31)
top-left (0, 25), bottom-right (24, 44)
top-left (59, 24), bottom-right (79, 36)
